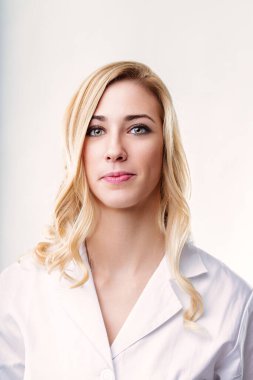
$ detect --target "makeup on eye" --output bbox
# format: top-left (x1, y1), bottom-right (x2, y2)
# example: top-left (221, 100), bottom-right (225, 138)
top-left (86, 123), bottom-right (152, 137)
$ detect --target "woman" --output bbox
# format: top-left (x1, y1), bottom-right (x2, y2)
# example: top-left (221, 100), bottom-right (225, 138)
top-left (0, 61), bottom-right (252, 379)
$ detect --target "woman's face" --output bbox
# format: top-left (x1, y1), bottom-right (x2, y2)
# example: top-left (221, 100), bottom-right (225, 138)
top-left (82, 79), bottom-right (164, 210)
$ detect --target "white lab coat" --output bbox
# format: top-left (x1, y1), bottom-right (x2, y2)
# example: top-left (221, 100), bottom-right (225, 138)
top-left (0, 241), bottom-right (252, 380)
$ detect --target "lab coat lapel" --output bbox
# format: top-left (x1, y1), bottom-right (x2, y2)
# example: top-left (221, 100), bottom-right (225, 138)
top-left (110, 254), bottom-right (183, 358)
top-left (50, 241), bottom-right (208, 363)
top-left (74, 243), bottom-right (182, 360)
top-left (110, 242), bottom-right (208, 359)
top-left (49, 252), bottom-right (114, 369)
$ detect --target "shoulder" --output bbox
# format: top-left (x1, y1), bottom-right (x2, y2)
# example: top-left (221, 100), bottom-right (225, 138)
top-left (0, 252), bottom-right (49, 305)
top-left (188, 245), bottom-right (253, 376)
top-left (193, 244), bottom-right (252, 296)
top-left (0, 251), bottom-right (46, 278)
top-left (186, 243), bottom-right (253, 339)
top-left (182, 241), bottom-right (252, 319)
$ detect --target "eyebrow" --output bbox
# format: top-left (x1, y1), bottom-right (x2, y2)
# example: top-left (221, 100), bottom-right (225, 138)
top-left (90, 114), bottom-right (155, 123)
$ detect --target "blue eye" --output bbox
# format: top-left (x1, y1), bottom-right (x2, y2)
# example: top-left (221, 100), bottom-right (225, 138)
top-left (130, 124), bottom-right (150, 135)
top-left (86, 127), bottom-right (105, 137)
top-left (86, 124), bottom-right (151, 137)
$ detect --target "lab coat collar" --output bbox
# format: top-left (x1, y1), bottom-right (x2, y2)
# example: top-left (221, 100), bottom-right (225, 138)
top-left (50, 241), bottom-right (208, 364)
top-left (178, 242), bottom-right (208, 279)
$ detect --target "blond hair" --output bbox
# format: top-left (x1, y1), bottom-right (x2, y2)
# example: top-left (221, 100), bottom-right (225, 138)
top-left (34, 61), bottom-right (203, 329)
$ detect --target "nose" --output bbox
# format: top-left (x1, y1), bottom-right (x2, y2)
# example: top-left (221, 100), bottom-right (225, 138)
top-left (104, 135), bottom-right (127, 162)
top-left (105, 149), bottom-right (127, 162)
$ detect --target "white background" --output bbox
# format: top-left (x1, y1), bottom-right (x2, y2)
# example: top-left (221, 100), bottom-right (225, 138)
top-left (1, 0), bottom-right (252, 285)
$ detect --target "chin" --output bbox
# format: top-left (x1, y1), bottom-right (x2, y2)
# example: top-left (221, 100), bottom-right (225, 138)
top-left (95, 195), bottom-right (142, 210)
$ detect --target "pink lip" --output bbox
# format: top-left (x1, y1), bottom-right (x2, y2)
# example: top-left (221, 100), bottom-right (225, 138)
top-left (101, 171), bottom-right (135, 178)
top-left (103, 174), bottom-right (135, 184)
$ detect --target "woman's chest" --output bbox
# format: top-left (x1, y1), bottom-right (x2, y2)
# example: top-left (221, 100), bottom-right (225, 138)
top-left (21, 267), bottom-right (242, 380)
top-left (24, 306), bottom-right (228, 380)
top-left (94, 278), bottom-right (149, 346)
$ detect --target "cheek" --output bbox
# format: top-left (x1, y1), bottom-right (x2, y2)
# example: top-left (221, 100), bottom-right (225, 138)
top-left (139, 141), bottom-right (163, 171)
top-left (83, 143), bottom-right (97, 160)
top-left (83, 142), bottom-right (100, 163)
top-left (82, 147), bottom-right (96, 182)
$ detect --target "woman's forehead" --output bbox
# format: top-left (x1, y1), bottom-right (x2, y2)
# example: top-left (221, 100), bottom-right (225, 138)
top-left (94, 79), bottom-right (163, 122)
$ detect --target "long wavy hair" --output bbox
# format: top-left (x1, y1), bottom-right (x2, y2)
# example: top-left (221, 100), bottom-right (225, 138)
top-left (34, 61), bottom-right (204, 330)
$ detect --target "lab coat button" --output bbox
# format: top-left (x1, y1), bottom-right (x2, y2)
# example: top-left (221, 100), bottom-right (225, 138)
top-left (100, 368), bottom-right (115, 380)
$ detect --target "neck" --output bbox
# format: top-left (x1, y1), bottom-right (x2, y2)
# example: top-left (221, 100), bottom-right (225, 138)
top-left (85, 193), bottom-right (165, 280)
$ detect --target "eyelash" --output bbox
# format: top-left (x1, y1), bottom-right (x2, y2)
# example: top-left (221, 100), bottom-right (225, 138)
top-left (86, 124), bottom-right (151, 137)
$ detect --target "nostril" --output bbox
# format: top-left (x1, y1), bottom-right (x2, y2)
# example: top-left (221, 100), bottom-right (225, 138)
top-left (105, 152), bottom-right (127, 161)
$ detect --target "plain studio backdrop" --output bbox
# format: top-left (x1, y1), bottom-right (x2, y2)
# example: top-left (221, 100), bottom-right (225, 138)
top-left (0, 0), bottom-right (252, 285)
